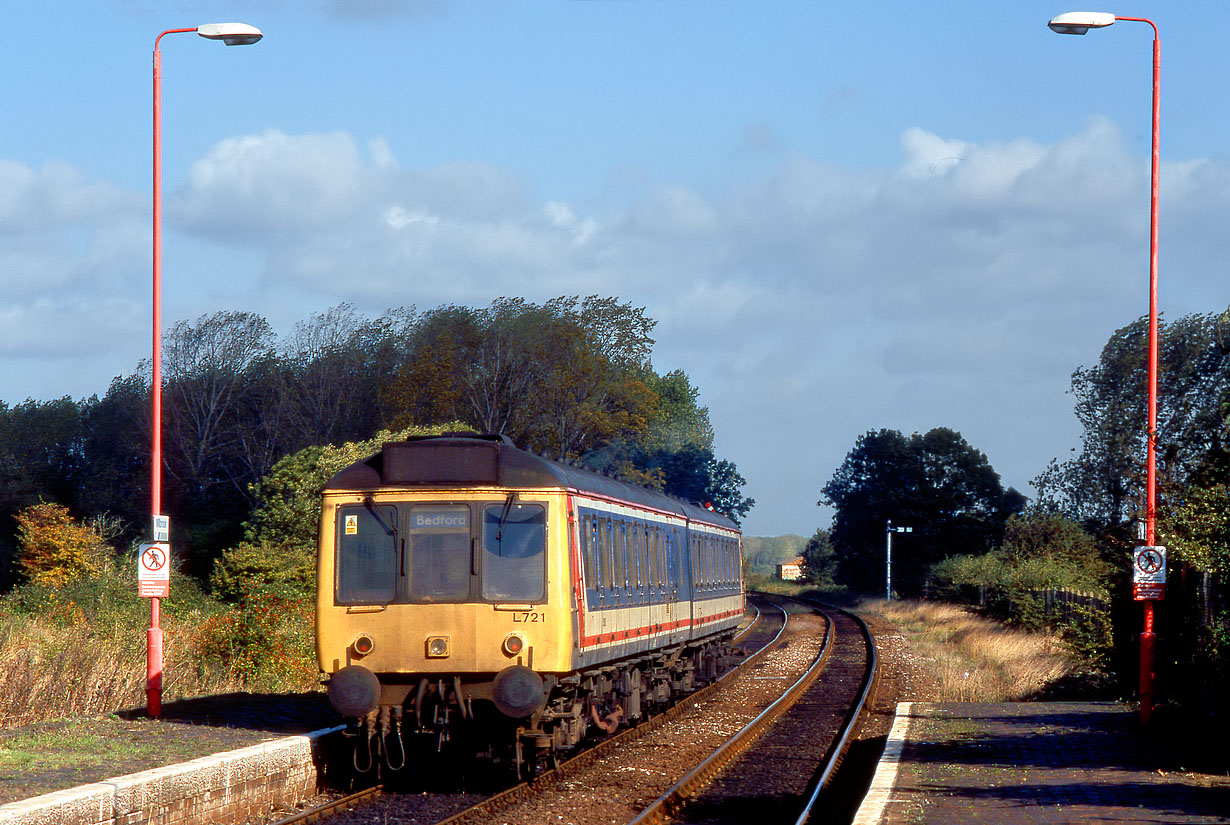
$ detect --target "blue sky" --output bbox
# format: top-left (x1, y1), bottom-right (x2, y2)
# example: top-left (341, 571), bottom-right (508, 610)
top-left (3, 1), bottom-right (1229, 538)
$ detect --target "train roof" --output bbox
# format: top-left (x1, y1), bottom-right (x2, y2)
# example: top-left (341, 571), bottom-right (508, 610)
top-left (324, 432), bottom-right (740, 532)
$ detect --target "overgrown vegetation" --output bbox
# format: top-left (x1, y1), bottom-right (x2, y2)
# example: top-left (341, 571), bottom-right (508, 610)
top-left (0, 297), bottom-right (759, 722)
top-left (0, 296), bottom-right (754, 592)
top-left (858, 598), bottom-right (1077, 702)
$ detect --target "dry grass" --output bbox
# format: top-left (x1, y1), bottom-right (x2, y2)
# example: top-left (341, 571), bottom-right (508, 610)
top-left (857, 598), bottom-right (1076, 702)
top-left (0, 615), bottom-right (245, 728)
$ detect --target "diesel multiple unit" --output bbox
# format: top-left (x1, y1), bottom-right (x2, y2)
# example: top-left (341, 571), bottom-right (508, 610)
top-left (316, 433), bottom-right (744, 775)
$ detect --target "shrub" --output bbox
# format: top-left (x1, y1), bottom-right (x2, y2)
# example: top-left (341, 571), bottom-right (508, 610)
top-left (14, 502), bottom-right (113, 586)
top-left (209, 541), bottom-right (314, 604)
top-left (1058, 601), bottom-right (1115, 672)
top-left (195, 583), bottom-right (317, 692)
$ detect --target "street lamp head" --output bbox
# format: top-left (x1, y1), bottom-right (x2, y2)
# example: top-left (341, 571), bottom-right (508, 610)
top-left (197, 22), bottom-right (263, 46)
top-left (1048, 11), bottom-right (1116, 34)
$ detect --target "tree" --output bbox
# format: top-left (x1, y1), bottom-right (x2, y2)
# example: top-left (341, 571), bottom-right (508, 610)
top-left (801, 528), bottom-right (836, 584)
top-left (14, 501), bottom-right (112, 586)
top-left (820, 427), bottom-right (1022, 594)
top-left (219, 422), bottom-right (464, 597)
top-left (1036, 311), bottom-right (1230, 529)
top-left (161, 310), bottom-right (276, 499)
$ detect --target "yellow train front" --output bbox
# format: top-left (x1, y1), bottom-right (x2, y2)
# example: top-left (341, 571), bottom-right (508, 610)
top-left (316, 433), bottom-right (744, 776)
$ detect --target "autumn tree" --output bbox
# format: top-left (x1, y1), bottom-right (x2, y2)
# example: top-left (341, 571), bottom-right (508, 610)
top-left (14, 501), bottom-right (112, 586)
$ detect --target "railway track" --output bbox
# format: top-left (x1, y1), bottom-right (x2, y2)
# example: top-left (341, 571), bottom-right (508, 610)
top-left (269, 594), bottom-right (876, 825)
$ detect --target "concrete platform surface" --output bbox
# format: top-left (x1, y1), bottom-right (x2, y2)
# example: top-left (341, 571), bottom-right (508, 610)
top-left (854, 702), bottom-right (1230, 825)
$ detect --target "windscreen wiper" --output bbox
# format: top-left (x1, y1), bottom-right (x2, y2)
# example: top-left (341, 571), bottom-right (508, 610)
top-left (496, 493), bottom-right (516, 542)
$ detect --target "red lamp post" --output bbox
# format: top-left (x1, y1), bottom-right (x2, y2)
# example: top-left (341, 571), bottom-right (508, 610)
top-left (1048, 11), bottom-right (1161, 724)
top-left (149, 22), bottom-right (263, 718)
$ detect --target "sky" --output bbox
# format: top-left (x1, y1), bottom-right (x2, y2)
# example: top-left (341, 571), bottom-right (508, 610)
top-left (3, 1), bottom-right (1229, 539)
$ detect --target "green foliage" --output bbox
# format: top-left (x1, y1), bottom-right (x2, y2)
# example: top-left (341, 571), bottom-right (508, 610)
top-left (0, 550), bottom-right (215, 629)
top-left (1057, 602), bottom-right (1115, 672)
top-left (1160, 482), bottom-right (1230, 573)
top-left (582, 369), bottom-right (754, 523)
top-left (927, 513), bottom-right (1113, 667)
top-left (1036, 310), bottom-right (1230, 527)
top-left (801, 528), bottom-right (837, 584)
top-left (195, 586), bottom-right (316, 691)
top-left (820, 427), bottom-right (1024, 595)
top-left (742, 534), bottom-right (807, 575)
top-left (209, 541), bottom-right (315, 603)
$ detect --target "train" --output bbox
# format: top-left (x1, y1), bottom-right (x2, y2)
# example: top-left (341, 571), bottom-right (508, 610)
top-left (316, 432), bottom-right (745, 777)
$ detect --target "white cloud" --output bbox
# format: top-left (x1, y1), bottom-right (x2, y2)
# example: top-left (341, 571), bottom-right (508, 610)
top-left (8, 117), bottom-right (1228, 534)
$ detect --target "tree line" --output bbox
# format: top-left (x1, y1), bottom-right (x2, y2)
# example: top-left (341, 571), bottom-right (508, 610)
top-left (0, 296), bottom-right (754, 587)
top-left (806, 306), bottom-right (1229, 721)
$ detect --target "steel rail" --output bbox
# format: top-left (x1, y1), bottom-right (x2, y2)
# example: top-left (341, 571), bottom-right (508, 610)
top-left (436, 601), bottom-right (787, 825)
top-left (626, 601), bottom-right (837, 825)
top-left (270, 598), bottom-right (780, 825)
top-left (793, 603), bottom-right (880, 825)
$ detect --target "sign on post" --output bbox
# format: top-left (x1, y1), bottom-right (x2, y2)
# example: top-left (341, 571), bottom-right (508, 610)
top-left (1133, 545), bottom-right (1166, 601)
top-left (138, 542), bottom-right (171, 598)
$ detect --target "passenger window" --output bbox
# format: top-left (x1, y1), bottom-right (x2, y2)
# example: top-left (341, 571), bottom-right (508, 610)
top-left (649, 528), bottom-right (660, 589)
top-left (634, 523), bottom-right (644, 587)
top-left (407, 505), bottom-right (471, 602)
top-left (581, 515), bottom-right (597, 591)
top-left (482, 502), bottom-right (546, 602)
top-left (599, 519), bottom-right (612, 589)
top-left (336, 504), bottom-right (397, 604)
top-left (613, 521), bottom-right (625, 590)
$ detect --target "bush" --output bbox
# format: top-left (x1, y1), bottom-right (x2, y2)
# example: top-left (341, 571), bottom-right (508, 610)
top-left (14, 502), bottom-right (113, 586)
top-left (195, 584), bottom-right (317, 692)
top-left (210, 541), bottom-right (314, 604)
top-left (1058, 601), bottom-right (1115, 672)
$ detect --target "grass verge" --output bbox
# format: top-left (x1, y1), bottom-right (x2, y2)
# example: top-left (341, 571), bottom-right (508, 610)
top-left (854, 597), bottom-right (1077, 701)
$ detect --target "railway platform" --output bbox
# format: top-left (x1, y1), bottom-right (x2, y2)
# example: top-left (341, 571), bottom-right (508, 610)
top-left (853, 701), bottom-right (1230, 824)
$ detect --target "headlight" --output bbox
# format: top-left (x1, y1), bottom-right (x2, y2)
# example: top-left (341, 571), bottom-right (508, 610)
top-left (502, 633), bottom-right (525, 657)
top-left (426, 636), bottom-right (450, 658)
top-left (351, 634), bottom-right (374, 656)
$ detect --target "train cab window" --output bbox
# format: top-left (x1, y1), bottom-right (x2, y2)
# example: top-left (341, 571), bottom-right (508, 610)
top-left (481, 502), bottom-right (546, 602)
top-left (336, 503), bottom-right (398, 604)
top-left (407, 505), bottom-right (471, 602)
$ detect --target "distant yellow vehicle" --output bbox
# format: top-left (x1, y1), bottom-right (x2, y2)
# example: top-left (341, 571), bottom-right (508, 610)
top-left (316, 433), bottom-right (744, 777)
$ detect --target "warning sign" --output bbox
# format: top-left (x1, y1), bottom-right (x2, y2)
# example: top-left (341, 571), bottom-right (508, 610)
top-left (138, 542), bottom-right (171, 598)
top-left (1132, 546), bottom-right (1166, 601)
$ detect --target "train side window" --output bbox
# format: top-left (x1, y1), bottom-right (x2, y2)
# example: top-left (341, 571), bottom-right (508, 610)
top-left (721, 539), bottom-right (728, 587)
top-left (707, 536), bottom-right (715, 586)
top-left (481, 502), bottom-right (546, 602)
top-left (336, 503), bottom-right (398, 604)
top-left (649, 527), bottom-right (660, 590)
top-left (613, 520), bottom-right (626, 591)
top-left (634, 522), bottom-right (644, 588)
top-left (581, 514), bottom-right (597, 592)
top-left (664, 529), bottom-right (675, 591)
top-left (406, 504), bottom-right (471, 602)
top-left (599, 518), bottom-right (612, 590)
top-left (692, 534), bottom-right (702, 590)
